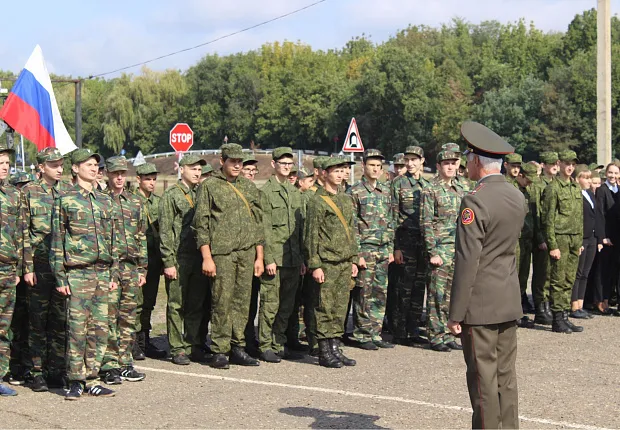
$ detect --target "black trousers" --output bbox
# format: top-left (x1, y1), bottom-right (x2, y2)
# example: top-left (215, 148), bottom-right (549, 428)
top-left (572, 237), bottom-right (597, 302)
top-left (599, 246), bottom-right (620, 301)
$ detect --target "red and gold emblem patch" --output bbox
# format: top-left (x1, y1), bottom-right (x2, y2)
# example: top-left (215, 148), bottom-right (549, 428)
top-left (461, 208), bottom-right (475, 225)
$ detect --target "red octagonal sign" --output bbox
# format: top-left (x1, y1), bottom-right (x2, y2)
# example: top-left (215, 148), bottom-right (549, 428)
top-left (169, 123), bottom-right (194, 152)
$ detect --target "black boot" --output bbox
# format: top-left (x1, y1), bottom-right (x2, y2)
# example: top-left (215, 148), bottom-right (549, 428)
top-left (521, 293), bottom-right (534, 314)
top-left (563, 311), bottom-right (584, 333)
top-left (318, 340), bottom-right (342, 368)
top-left (551, 311), bottom-right (572, 334)
top-left (144, 332), bottom-right (167, 359)
top-left (544, 302), bottom-right (553, 321)
top-left (329, 338), bottom-right (356, 366)
top-left (230, 346), bottom-right (260, 366)
top-left (534, 303), bottom-right (552, 325)
top-left (133, 332), bottom-right (146, 361)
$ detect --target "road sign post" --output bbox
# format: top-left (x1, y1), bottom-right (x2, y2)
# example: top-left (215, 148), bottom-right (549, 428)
top-left (342, 118), bottom-right (364, 183)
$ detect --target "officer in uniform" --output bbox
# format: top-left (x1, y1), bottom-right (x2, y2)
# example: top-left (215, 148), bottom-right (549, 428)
top-left (448, 121), bottom-right (525, 430)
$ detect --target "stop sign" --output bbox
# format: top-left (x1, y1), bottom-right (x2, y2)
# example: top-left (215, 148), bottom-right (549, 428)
top-left (169, 123), bottom-right (194, 152)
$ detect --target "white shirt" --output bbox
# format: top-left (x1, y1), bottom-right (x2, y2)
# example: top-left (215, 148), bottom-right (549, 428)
top-left (605, 180), bottom-right (618, 193)
top-left (582, 190), bottom-right (594, 209)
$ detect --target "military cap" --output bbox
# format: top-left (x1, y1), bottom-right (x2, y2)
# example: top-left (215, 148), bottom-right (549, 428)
top-left (343, 157), bottom-right (356, 166)
top-left (272, 146), bottom-right (294, 160)
top-left (313, 156), bottom-right (326, 169)
top-left (504, 153), bottom-right (523, 164)
top-left (71, 148), bottom-right (101, 165)
top-left (589, 162), bottom-right (604, 171)
top-left (243, 153), bottom-right (258, 165)
top-left (0, 139), bottom-right (14, 154)
top-left (201, 164), bottom-right (214, 175)
top-left (460, 121), bottom-right (514, 159)
top-left (220, 143), bottom-right (244, 159)
top-left (441, 143), bottom-right (461, 155)
top-left (136, 162), bottom-right (158, 176)
top-left (558, 149), bottom-right (578, 162)
top-left (297, 167), bottom-right (314, 179)
top-left (539, 151), bottom-right (559, 165)
top-left (106, 155), bottom-right (128, 172)
top-left (98, 156), bottom-right (106, 169)
top-left (36, 147), bottom-right (63, 164)
top-left (393, 153), bottom-right (405, 165)
top-left (437, 150), bottom-right (460, 163)
top-left (179, 154), bottom-right (207, 167)
top-left (520, 162), bottom-right (538, 179)
top-left (322, 157), bottom-right (347, 170)
top-left (404, 146), bottom-right (424, 158)
top-left (363, 149), bottom-right (385, 161)
top-left (574, 164), bottom-right (591, 178)
top-left (9, 171), bottom-right (34, 186)
top-left (289, 165), bottom-right (298, 174)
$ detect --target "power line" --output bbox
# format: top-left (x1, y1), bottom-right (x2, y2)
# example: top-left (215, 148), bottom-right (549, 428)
top-left (88, 0), bottom-right (328, 79)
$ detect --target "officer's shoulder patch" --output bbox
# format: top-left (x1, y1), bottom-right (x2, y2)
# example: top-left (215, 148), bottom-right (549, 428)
top-left (461, 207), bottom-right (475, 225)
top-left (469, 183), bottom-right (485, 195)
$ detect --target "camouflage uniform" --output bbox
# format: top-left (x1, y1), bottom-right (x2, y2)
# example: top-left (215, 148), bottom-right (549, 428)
top-left (159, 158), bottom-right (207, 358)
top-left (421, 158), bottom-right (463, 346)
top-left (517, 163), bottom-right (538, 297)
top-left (348, 172), bottom-right (393, 343)
top-left (194, 166), bottom-right (264, 355)
top-left (50, 150), bottom-right (119, 387)
top-left (390, 146), bottom-right (430, 340)
top-left (101, 156), bottom-right (147, 372)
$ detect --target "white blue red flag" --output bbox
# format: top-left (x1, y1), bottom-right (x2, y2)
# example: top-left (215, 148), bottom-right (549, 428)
top-left (0, 45), bottom-right (77, 155)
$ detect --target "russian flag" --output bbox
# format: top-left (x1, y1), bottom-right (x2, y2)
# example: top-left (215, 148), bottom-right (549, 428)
top-left (0, 45), bottom-right (76, 155)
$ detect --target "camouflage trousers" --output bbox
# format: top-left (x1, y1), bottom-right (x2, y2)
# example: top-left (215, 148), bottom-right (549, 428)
top-left (258, 266), bottom-right (300, 354)
top-left (550, 234), bottom-right (581, 312)
top-left (66, 265), bottom-right (109, 386)
top-left (136, 252), bottom-right (162, 333)
top-left (302, 275), bottom-right (318, 350)
top-left (101, 263), bottom-right (140, 371)
top-left (286, 275), bottom-right (305, 344)
top-left (26, 267), bottom-right (67, 377)
top-left (531, 244), bottom-right (551, 306)
top-left (0, 266), bottom-right (17, 379)
top-left (166, 254), bottom-right (208, 356)
top-left (516, 235), bottom-right (533, 295)
top-left (393, 241), bottom-right (426, 339)
top-left (210, 247), bottom-right (254, 354)
top-left (427, 258), bottom-right (456, 346)
top-left (9, 280), bottom-right (28, 372)
top-left (315, 261), bottom-right (351, 341)
top-left (353, 245), bottom-right (390, 343)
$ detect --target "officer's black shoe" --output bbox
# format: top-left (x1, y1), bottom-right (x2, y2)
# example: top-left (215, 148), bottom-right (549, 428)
top-left (144, 332), bottom-right (167, 359)
top-left (563, 311), bottom-right (584, 332)
top-left (260, 350), bottom-right (282, 363)
top-left (65, 382), bottom-right (84, 401)
top-left (517, 316), bottom-right (535, 328)
top-left (358, 341), bottom-right (379, 350)
top-left (551, 311), bottom-right (572, 334)
top-left (230, 347), bottom-right (260, 366)
top-left (431, 343), bottom-right (451, 352)
top-left (374, 340), bottom-right (395, 349)
top-left (209, 353), bottom-right (230, 369)
top-left (286, 339), bottom-right (309, 352)
top-left (534, 303), bottom-right (552, 325)
top-left (101, 368), bottom-right (122, 385)
top-left (445, 341), bottom-right (463, 350)
top-left (29, 374), bottom-right (49, 392)
top-left (521, 293), bottom-right (535, 314)
top-left (329, 338), bottom-right (356, 366)
top-left (172, 353), bottom-right (191, 366)
top-left (318, 340), bottom-right (343, 368)
top-left (132, 336), bottom-right (146, 361)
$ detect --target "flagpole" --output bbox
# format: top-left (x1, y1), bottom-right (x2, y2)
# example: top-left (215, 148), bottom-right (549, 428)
top-left (20, 134), bottom-right (25, 171)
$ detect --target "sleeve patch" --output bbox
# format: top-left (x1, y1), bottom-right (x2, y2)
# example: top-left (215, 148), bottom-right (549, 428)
top-left (461, 208), bottom-right (475, 225)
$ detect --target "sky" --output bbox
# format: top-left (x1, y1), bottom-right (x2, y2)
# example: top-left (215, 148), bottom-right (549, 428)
top-left (1, 0), bottom-right (618, 79)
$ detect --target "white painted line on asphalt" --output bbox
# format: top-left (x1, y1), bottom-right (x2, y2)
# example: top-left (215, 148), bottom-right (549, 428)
top-left (136, 366), bottom-right (609, 430)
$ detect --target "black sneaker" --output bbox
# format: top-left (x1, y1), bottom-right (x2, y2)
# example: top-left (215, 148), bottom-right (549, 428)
top-left (8, 370), bottom-right (31, 386)
top-left (119, 366), bottom-right (145, 382)
top-left (87, 384), bottom-right (115, 397)
top-left (30, 374), bottom-right (49, 392)
top-left (65, 382), bottom-right (84, 401)
top-left (101, 368), bottom-right (122, 385)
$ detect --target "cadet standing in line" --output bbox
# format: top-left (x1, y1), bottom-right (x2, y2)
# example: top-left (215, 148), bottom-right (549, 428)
top-left (348, 149), bottom-right (394, 350)
top-left (51, 148), bottom-right (119, 400)
top-left (390, 146), bottom-right (430, 345)
top-left (530, 151), bottom-right (559, 325)
top-left (518, 163), bottom-right (538, 313)
top-left (287, 165), bottom-right (299, 186)
top-left (19, 148), bottom-right (69, 392)
top-left (0, 141), bottom-right (26, 397)
top-left (441, 143), bottom-right (470, 192)
top-left (99, 156), bottom-right (147, 384)
top-left (194, 144), bottom-right (265, 369)
top-left (159, 154), bottom-right (207, 365)
top-left (133, 163), bottom-right (167, 360)
top-left (448, 121), bottom-right (525, 430)
top-left (258, 147), bottom-right (305, 363)
top-left (542, 150), bottom-right (584, 334)
top-left (304, 157), bottom-right (358, 368)
top-left (421, 150), bottom-right (464, 352)
top-left (200, 164), bottom-right (213, 183)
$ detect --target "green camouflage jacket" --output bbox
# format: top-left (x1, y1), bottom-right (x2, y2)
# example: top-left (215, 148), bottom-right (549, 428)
top-left (50, 184), bottom-right (120, 289)
top-left (455, 174), bottom-right (474, 192)
top-left (530, 175), bottom-right (554, 245)
top-left (109, 189), bottom-right (147, 275)
top-left (0, 183), bottom-right (26, 275)
top-left (542, 177), bottom-right (584, 250)
top-left (304, 186), bottom-right (358, 269)
top-left (134, 188), bottom-right (161, 255)
top-left (347, 176), bottom-right (394, 252)
top-left (159, 182), bottom-right (198, 268)
top-left (421, 176), bottom-right (464, 260)
top-left (193, 171), bottom-right (264, 257)
top-left (391, 173), bottom-right (431, 250)
top-left (261, 176), bottom-right (304, 267)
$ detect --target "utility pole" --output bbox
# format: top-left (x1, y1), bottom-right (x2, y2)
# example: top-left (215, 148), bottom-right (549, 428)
top-left (75, 80), bottom-right (82, 147)
top-left (597, 0), bottom-right (612, 164)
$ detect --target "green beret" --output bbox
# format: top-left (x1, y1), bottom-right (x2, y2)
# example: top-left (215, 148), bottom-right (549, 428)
top-left (71, 148), bottom-right (101, 165)
top-left (221, 143), bottom-right (244, 159)
top-left (273, 147), bottom-right (294, 160)
top-left (136, 163), bottom-right (158, 176)
top-left (363, 149), bottom-right (385, 161)
top-left (243, 154), bottom-right (258, 165)
top-left (441, 143), bottom-right (461, 154)
top-left (322, 157), bottom-right (347, 170)
top-left (539, 152), bottom-right (559, 164)
top-left (404, 146), bottom-right (424, 158)
top-left (106, 155), bottom-right (128, 173)
top-left (179, 154), bottom-right (206, 167)
top-left (574, 164), bottom-right (591, 178)
top-left (297, 167), bottom-right (314, 179)
top-left (521, 162), bottom-right (538, 179)
top-left (201, 164), bottom-right (213, 175)
top-left (504, 153), bottom-right (523, 164)
top-left (9, 171), bottom-right (34, 186)
top-left (37, 147), bottom-right (63, 164)
top-left (393, 153), bottom-right (405, 165)
top-left (558, 150), bottom-right (578, 162)
top-left (437, 150), bottom-right (460, 163)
